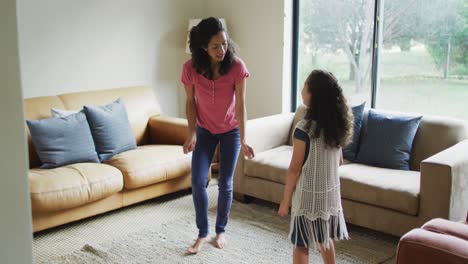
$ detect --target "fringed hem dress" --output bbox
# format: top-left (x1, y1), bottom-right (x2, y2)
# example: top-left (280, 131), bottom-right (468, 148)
top-left (289, 120), bottom-right (349, 249)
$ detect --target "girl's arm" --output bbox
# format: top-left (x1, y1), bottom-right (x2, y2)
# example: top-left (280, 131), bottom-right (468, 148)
top-left (183, 85), bottom-right (197, 154)
top-left (235, 78), bottom-right (254, 159)
top-left (278, 138), bottom-right (306, 216)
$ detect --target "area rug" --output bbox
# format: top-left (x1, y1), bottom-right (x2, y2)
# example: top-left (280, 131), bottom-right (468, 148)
top-left (46, 201), bottom-right (398, 264)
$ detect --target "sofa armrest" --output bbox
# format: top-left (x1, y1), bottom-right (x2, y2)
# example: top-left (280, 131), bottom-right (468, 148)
top-left (419, 139), bottom-right (468, 222)
top-left (233, 113), bottom-right (294, 195)
top-left (397, 228), bottom-right (468, 264)
top-left (246, 113), bottom-right (295, 154)
top-left (148, 115), bottom-right (188, 145)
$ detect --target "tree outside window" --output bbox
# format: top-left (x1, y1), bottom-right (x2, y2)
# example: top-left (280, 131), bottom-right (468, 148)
top-left (297, 0), bottom-right (467, 119)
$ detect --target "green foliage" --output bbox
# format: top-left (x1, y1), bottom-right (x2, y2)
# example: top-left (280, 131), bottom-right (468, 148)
top-left (426, 40), bottom-right (449, 67)
top-left (450, 0), bottom-right (468, 74)
top-left (297, 0), bottom-right (467, 89)
top-left (417, 0), bottom-right (466, 74)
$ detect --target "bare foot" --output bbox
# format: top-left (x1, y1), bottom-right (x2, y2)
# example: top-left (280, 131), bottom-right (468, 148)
top-left (187, 237), bottom-right (208, 254)
top-left (214, 233), bottom-right (227, 249)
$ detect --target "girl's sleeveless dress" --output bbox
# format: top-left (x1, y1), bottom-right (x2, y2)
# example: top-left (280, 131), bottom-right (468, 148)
top-left (289, 120), bottom-right (349, 249)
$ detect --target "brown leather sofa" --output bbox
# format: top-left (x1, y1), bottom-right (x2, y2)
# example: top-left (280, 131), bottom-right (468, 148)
top-left (234, 105), bottom-right (468, 236)
top-left (396, 216), bottom-right (468, 263)
top-left (24, 86), bottom-right (200, 232)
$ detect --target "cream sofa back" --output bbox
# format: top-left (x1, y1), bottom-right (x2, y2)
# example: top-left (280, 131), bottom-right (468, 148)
top-left (23, 86), bottom-right (161, 168)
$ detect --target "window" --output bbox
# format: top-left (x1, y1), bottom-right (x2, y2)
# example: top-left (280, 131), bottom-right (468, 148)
top-left (294, 0), bottom-right (468, 120)
top-left (378, 0), bottom-right (467, 119)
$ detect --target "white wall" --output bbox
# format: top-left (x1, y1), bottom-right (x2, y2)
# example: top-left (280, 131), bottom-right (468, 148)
top-left (203, 0), bottom-right (291, 118)
top-left (17, 0), bottom-right (204, 117)
top-left (0, 1), bottom-right (33, 263)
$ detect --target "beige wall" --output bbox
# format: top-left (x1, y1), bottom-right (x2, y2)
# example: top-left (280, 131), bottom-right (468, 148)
top-left (203, 0), bottom-right (291, 118)
top-left (17, 0), bottom-right (204, 117)
top-left (0, 2), bottom-right (290, 262)
top-left (0, 0), bottom-right (33, 263)
top-left (17, 0), bottom-right (292, 118)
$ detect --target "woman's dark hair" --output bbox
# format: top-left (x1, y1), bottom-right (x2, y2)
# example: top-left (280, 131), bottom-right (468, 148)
top-left (188, 17), bottom-right (235, 80)
top-left (304, 69), bottom-right (353, 148)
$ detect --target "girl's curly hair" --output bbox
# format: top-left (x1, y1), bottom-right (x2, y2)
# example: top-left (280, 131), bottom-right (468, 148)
top-left (188, 17), bottom-right (235, 80)
top-left (304, 70), bottom-right (353, 148)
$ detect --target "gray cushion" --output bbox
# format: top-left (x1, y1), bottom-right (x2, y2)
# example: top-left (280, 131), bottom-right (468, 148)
top-left (26, 111), bottom-right (99, 169)
top-left (356, 109), bottom-right (422, 170)
top-left (84, 98), bottom-right (136, 161)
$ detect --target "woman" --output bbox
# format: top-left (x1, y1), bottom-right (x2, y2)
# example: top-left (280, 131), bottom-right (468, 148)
top-left (181, 17), bottom-right (255, 254)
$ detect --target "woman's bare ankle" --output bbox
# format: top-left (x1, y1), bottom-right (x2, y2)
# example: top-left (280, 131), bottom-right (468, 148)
top-left (187, 236), bottom-right (208, 254)
top-left (214, 233), bottom-right (227, 249)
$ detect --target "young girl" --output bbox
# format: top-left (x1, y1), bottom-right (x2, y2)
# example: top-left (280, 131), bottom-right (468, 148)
top-left (278, 70), bottom-right (353, 264)
top-left (181, 17), bottom-right (255, 254)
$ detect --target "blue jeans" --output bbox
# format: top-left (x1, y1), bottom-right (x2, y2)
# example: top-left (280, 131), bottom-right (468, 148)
top-left (191, 126), bottom-right (241, 238)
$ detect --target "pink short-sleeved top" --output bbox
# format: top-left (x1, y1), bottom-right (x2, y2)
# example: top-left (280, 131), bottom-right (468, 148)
top-left (181, 57), bottom-right (249, 134)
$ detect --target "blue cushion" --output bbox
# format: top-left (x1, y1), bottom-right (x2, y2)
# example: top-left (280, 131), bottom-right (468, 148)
top-left (355, 110), bottom-right (422, 170)
top-left (343, 102), bottom-right (365, 161)
top-left (26, 111), bottom-right (99, 169)
top-left (84, 98), bottom-right (136, 161)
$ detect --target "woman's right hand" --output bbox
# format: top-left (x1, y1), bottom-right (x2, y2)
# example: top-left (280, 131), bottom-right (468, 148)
top-left (183, 133), bottom-right (196, 154)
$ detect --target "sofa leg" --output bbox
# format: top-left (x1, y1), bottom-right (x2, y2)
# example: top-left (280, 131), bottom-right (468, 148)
top-left (234, 192), bottom-right (255, 203)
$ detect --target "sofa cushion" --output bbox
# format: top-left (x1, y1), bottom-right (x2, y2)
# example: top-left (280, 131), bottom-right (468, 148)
top-left (356, 110), bottom-right (422, 170)
top-left (340, 163), bottom-right (420, 215)
top-left (24, 95), bottom-right (66, 169)
top-left (50, 108), bottom-right (79, 117)
top-left (244, 145), bottom-right (292, 184)
top-left (343, 102), bottom-right (365, 161)
top-left (105, 145), bottom-right (192, 189)
top-left (29, 163), bottom-right (123, 212)
top-left (84, 98), bottom-right (137, 161)
top-left (26, 111), bottom-right (100, 169)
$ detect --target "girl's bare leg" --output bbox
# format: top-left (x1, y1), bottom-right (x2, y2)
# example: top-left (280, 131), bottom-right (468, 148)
top-left (319, 241), bottom-right (336, 264)
top-left (293, 246), bottom-right (309, 264)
